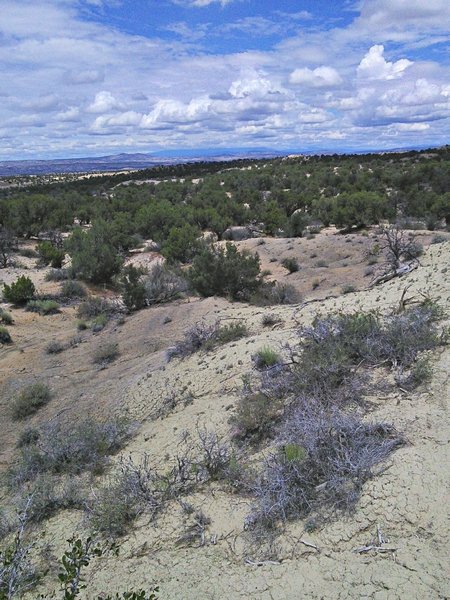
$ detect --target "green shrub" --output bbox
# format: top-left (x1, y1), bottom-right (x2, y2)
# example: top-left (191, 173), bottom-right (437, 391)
top-left (119, 264), bottom-right (147, 311)
top-left (16, 428), bottom-right (40, 448)
top-left (60, 280), bottom-right (86, 299)
top-left (0, 309), bottom-right (13, 325)
top-left (92, 341), bottom-right (119, 366)
top-left (65, 222), bottom-right (124, 284)
top-left (161, 223), bottom-right (202, 263)
top-left (253, 347), bottom-right (282, 369)
top-left (281, 257), bottom-right (299, 273)
top-left (92, 313), bottom-right (109, 332)
top-left (3, 276), bottom-right (35, 304)
top-left (45, 341), bottom-right (65, 354)
top-left (37, 241), bottom-right (65, 268)
top-left (0, 326), bottom-right (12, 344)
top-left (312, 279), bottom-right (320, 290)
top-left (212, 321), bottom-right (248, 346)
top-left (11, 382), bottom-right (51, 419)
top-left (25, 299), bottom-right (60, 315)
top-left (9, 418), bottom-right (131, 486)
top-left (189, 242), bottom-right (261, 301)
top-left (315, 260), bottom-right (328, 268)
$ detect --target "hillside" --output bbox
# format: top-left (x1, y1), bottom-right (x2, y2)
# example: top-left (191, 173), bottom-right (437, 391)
top-left (0, 231), bottom-right (448, 599)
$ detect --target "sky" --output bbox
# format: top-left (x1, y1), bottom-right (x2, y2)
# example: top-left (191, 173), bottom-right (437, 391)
top-left (0, 0), bottom-right (449, 160)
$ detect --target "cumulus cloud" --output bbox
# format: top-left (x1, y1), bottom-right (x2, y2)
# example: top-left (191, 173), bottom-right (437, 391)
top-left (87, 91), bottom-right (123, 113)
top-left (56, 107), bottom-right (81, 122)
top-left (289, 66), bottom-right (342, 88)
top-left (229, 71), bottom-right (283, 98)
top-left (357, 45), bottom-right (413, 80)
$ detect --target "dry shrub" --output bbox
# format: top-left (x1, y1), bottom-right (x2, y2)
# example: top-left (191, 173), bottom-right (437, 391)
top-left (143, 263), bottom-right (188, 305)
top-left (168, 320), bottom-right (248, 359)
top-left (249, 405), bottom-right (404, 530)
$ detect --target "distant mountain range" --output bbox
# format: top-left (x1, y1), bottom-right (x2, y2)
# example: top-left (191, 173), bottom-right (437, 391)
top-left (0, 145), bottom-right (441, 176)
top-left (0, 148), bottom-right (289, 176)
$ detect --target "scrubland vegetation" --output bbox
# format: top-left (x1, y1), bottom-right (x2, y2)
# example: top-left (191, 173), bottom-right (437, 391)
top-left (0, 147), bottom-right (449, 598)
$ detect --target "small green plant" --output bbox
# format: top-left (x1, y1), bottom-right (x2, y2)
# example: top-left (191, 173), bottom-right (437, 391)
top-left (253, 346), bottom-right (282, 369)
top-left (11, 382), bottom-right (51, 419)
top-left (3, 276), bottom-right (35, 304)
top-left (210, 321), bottom-right (248, 347)
top-left (311, 279), bottom-right (320, 290)
top-left (52, 536), bottom-right (159, 599)
top-left (282, 443), bottom-right (306, 463)
top-left (92, 342), bottom-right (119, 366)
top-left (0, 326), bottom-right (12, 344)
top-left (281, 257), bottom-right (299, 273)
top-left (26, 299), bottom-right (60, 315)
top-left (315, 260), bottom-right (328, 268)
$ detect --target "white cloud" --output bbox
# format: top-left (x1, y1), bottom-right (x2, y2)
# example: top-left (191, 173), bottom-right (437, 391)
top-left (88, 91), bottom-right (123, 113)
top-left (229, 71), bottom-right (283, 98)
top-left (56, 107), bottom-right (80, 122)
top-left (357, 45), bottom-right (413, 80)
top-left (289, 66), bottom-right (342, 88)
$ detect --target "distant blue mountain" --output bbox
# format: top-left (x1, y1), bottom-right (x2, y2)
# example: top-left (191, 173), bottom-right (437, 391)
top-left (0, 148), bottom-right (288, 176)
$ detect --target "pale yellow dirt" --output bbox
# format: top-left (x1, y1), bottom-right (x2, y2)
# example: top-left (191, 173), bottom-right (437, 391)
top-left (1, 234), bottom-right (449, 599)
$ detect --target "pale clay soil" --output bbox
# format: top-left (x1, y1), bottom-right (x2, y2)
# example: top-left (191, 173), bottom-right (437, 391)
top-left (0, 229), bottom-right (449, 599)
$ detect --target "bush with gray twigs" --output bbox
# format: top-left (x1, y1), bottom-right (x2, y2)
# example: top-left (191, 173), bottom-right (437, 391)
top-left (168, 320), bottom-right (248, 359)
top-left (248, 405), bottom-right (404, 530)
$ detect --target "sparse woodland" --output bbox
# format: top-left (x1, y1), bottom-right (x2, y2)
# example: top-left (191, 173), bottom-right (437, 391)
top-left (0, 147), bottom-right (449, 599)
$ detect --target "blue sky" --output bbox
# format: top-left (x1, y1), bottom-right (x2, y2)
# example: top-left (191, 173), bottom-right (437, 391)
top-left (0, 0), bottom-right (449, 159)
